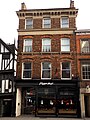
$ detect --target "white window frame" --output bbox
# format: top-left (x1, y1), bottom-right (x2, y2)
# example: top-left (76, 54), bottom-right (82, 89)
top-left (23, 39), bottom-right (32, 52)
top-left (41, 62), bottom-right (51, 79)
top-left (82, 64), bottom-right (90, 80)
top-left (81, 39), bottom-right (90, 53)
top-left (43, 18), bottom-right (51, 28)
top-left (22, 62), bottom-right (32, 79)
top-left (25, 18), bottom-right (33, 29)
top-left (61, 38), bottom-right (70, 52)
top-left (61, 62), bottom-right (71, 80)
top-left (42, 38), bottom-right (51, 52)
top-left (61, 17), bottom-right (69, 28)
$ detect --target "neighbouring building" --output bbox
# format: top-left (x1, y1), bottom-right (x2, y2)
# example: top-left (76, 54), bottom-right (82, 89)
top-left (15, 1), bottom-right (81, 118)
top-left (0, 39), bottom-right (16, 117)
top-left (75, 29), bottom-right (90, 118)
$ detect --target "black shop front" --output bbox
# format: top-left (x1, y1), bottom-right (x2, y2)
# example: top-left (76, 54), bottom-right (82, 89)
top-left (16, 79), bottom-right (81, 118)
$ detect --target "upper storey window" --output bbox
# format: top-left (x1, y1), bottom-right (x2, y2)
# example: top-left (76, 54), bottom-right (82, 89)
top-left (81, 39), bottom-right (90, 53)
top-left (24, 39), bottom-right (32, 52)
top-left (61, 38), bottom-right (70, 52)
top-left (61, 17), bottom-right (69, 28)
top-left (82, 64), bottom-right (90, 80)
top-left (41, 62), bottom-right (51, 79)
top-left (61, 62), bottom-right (71, 79)
top-left (42, 38), bottom-right (51, 52)
top-left (26, 19), bottom-right (33, 29)
top-left (43, 18), bottom-right (51, 28)
top-left (22, 62), bottom-right (32, 79)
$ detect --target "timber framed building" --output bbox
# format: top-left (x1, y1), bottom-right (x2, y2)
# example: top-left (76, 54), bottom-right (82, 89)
top-left (0, 39), bottom-right (16, 117)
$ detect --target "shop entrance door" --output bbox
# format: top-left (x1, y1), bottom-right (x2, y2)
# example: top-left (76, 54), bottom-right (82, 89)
top-left (37, 87), bottom-right (56, 116)
top-left (84, 95), bottom-right (90, 117)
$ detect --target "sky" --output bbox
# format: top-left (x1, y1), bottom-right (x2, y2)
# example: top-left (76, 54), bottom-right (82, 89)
top-left (0, 0), bottom-right (90, 44)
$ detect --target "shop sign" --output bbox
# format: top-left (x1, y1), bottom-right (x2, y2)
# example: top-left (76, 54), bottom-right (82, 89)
top-left (39, 82), bottom-right (53, 85)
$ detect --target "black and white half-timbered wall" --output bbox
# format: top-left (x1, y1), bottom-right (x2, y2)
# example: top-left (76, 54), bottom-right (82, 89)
top-left (0, 39), bottom-right (16, 117)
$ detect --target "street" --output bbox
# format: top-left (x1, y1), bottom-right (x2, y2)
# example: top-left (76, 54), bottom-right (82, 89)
top-left (0, 116), bottom-right (90, 120)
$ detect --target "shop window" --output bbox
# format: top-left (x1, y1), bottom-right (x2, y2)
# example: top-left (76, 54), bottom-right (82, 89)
top-left (81, 39), bottom-right (90, 53)
top-left (61, 62), bottom-right (71, 79)
top-left (41, 62), bottom-right (51, 79)
top-left (61, 17), bottom-right (69, 28)
top-left (82, 64), bottom-right (90, 80)
top-left (61, 38), bottom-right (70, 52)
top-left (42, 38), bottom-right (51, 52)
top-left (24, 39), bottom-right (32, 52)
top-left (43, 18), bottom-right (51, 28)
top-left (22, 62), bottom-right (32, 79)
top-left (26, 19), bottom-right (33, 29)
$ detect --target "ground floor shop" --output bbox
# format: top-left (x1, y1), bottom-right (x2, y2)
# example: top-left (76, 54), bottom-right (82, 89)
top-left (16, 80), bottom-right (81, 118)
top-left (0, 94), bottom-right (16, 117)
top-left (80, 87), bottom-right (90, 118)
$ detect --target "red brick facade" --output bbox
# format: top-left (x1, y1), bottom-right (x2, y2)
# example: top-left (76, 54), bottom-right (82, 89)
top-left (76, 31), bottom-right (90, 88)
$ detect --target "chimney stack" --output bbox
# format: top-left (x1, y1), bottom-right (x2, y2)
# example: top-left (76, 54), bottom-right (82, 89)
top-left (21, 2), bottom-right (27, 10)
top-left (70, 0), bottom-right (74, 8)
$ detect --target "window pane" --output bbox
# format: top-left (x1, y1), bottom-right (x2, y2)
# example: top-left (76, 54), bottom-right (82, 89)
top-left (24, 63), bottom-right (31, 69)
top-left (43, 39), bottom-right (51, 45)
top-left (42, 70), bottom-right (50, 78)
top-left (25, 39), bottom-right (32, 45)
top-left (42, 62), bottom-right (51, 69)
top-left (62, 62), bottom-right (70, 69)
top-left (23, 71), bottom-right (31, 78)
top-left (61, 39), bottom-right (70, 45)
top-left (61, 46), bottom-right (70, 52)
top-left (62, 71), bottom-right (70, 78)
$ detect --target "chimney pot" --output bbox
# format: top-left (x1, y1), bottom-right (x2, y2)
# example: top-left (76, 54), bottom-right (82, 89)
top-left (70, 0), bottom-right (74, 8)
top-left (21, 2), bottom-right (27, 10)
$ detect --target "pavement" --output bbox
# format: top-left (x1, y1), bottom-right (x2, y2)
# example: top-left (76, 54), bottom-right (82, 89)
top-left (0, 116), bottom-right (90, 120)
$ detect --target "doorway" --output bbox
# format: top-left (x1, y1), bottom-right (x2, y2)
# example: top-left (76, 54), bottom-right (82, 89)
top-left (84, 95), bottom-right (90, 117)
top-left (3, 100), bottom-right (12, 117)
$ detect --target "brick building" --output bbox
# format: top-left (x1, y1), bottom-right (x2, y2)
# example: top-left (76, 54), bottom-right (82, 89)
top-left (15, 1), bottom-right (81, 117)
top-left (75, 29), bottom-right (90, 117)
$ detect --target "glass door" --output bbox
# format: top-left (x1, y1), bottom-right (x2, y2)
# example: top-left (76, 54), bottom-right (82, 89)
top-left (24, 87), bottom-right (35, 114)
